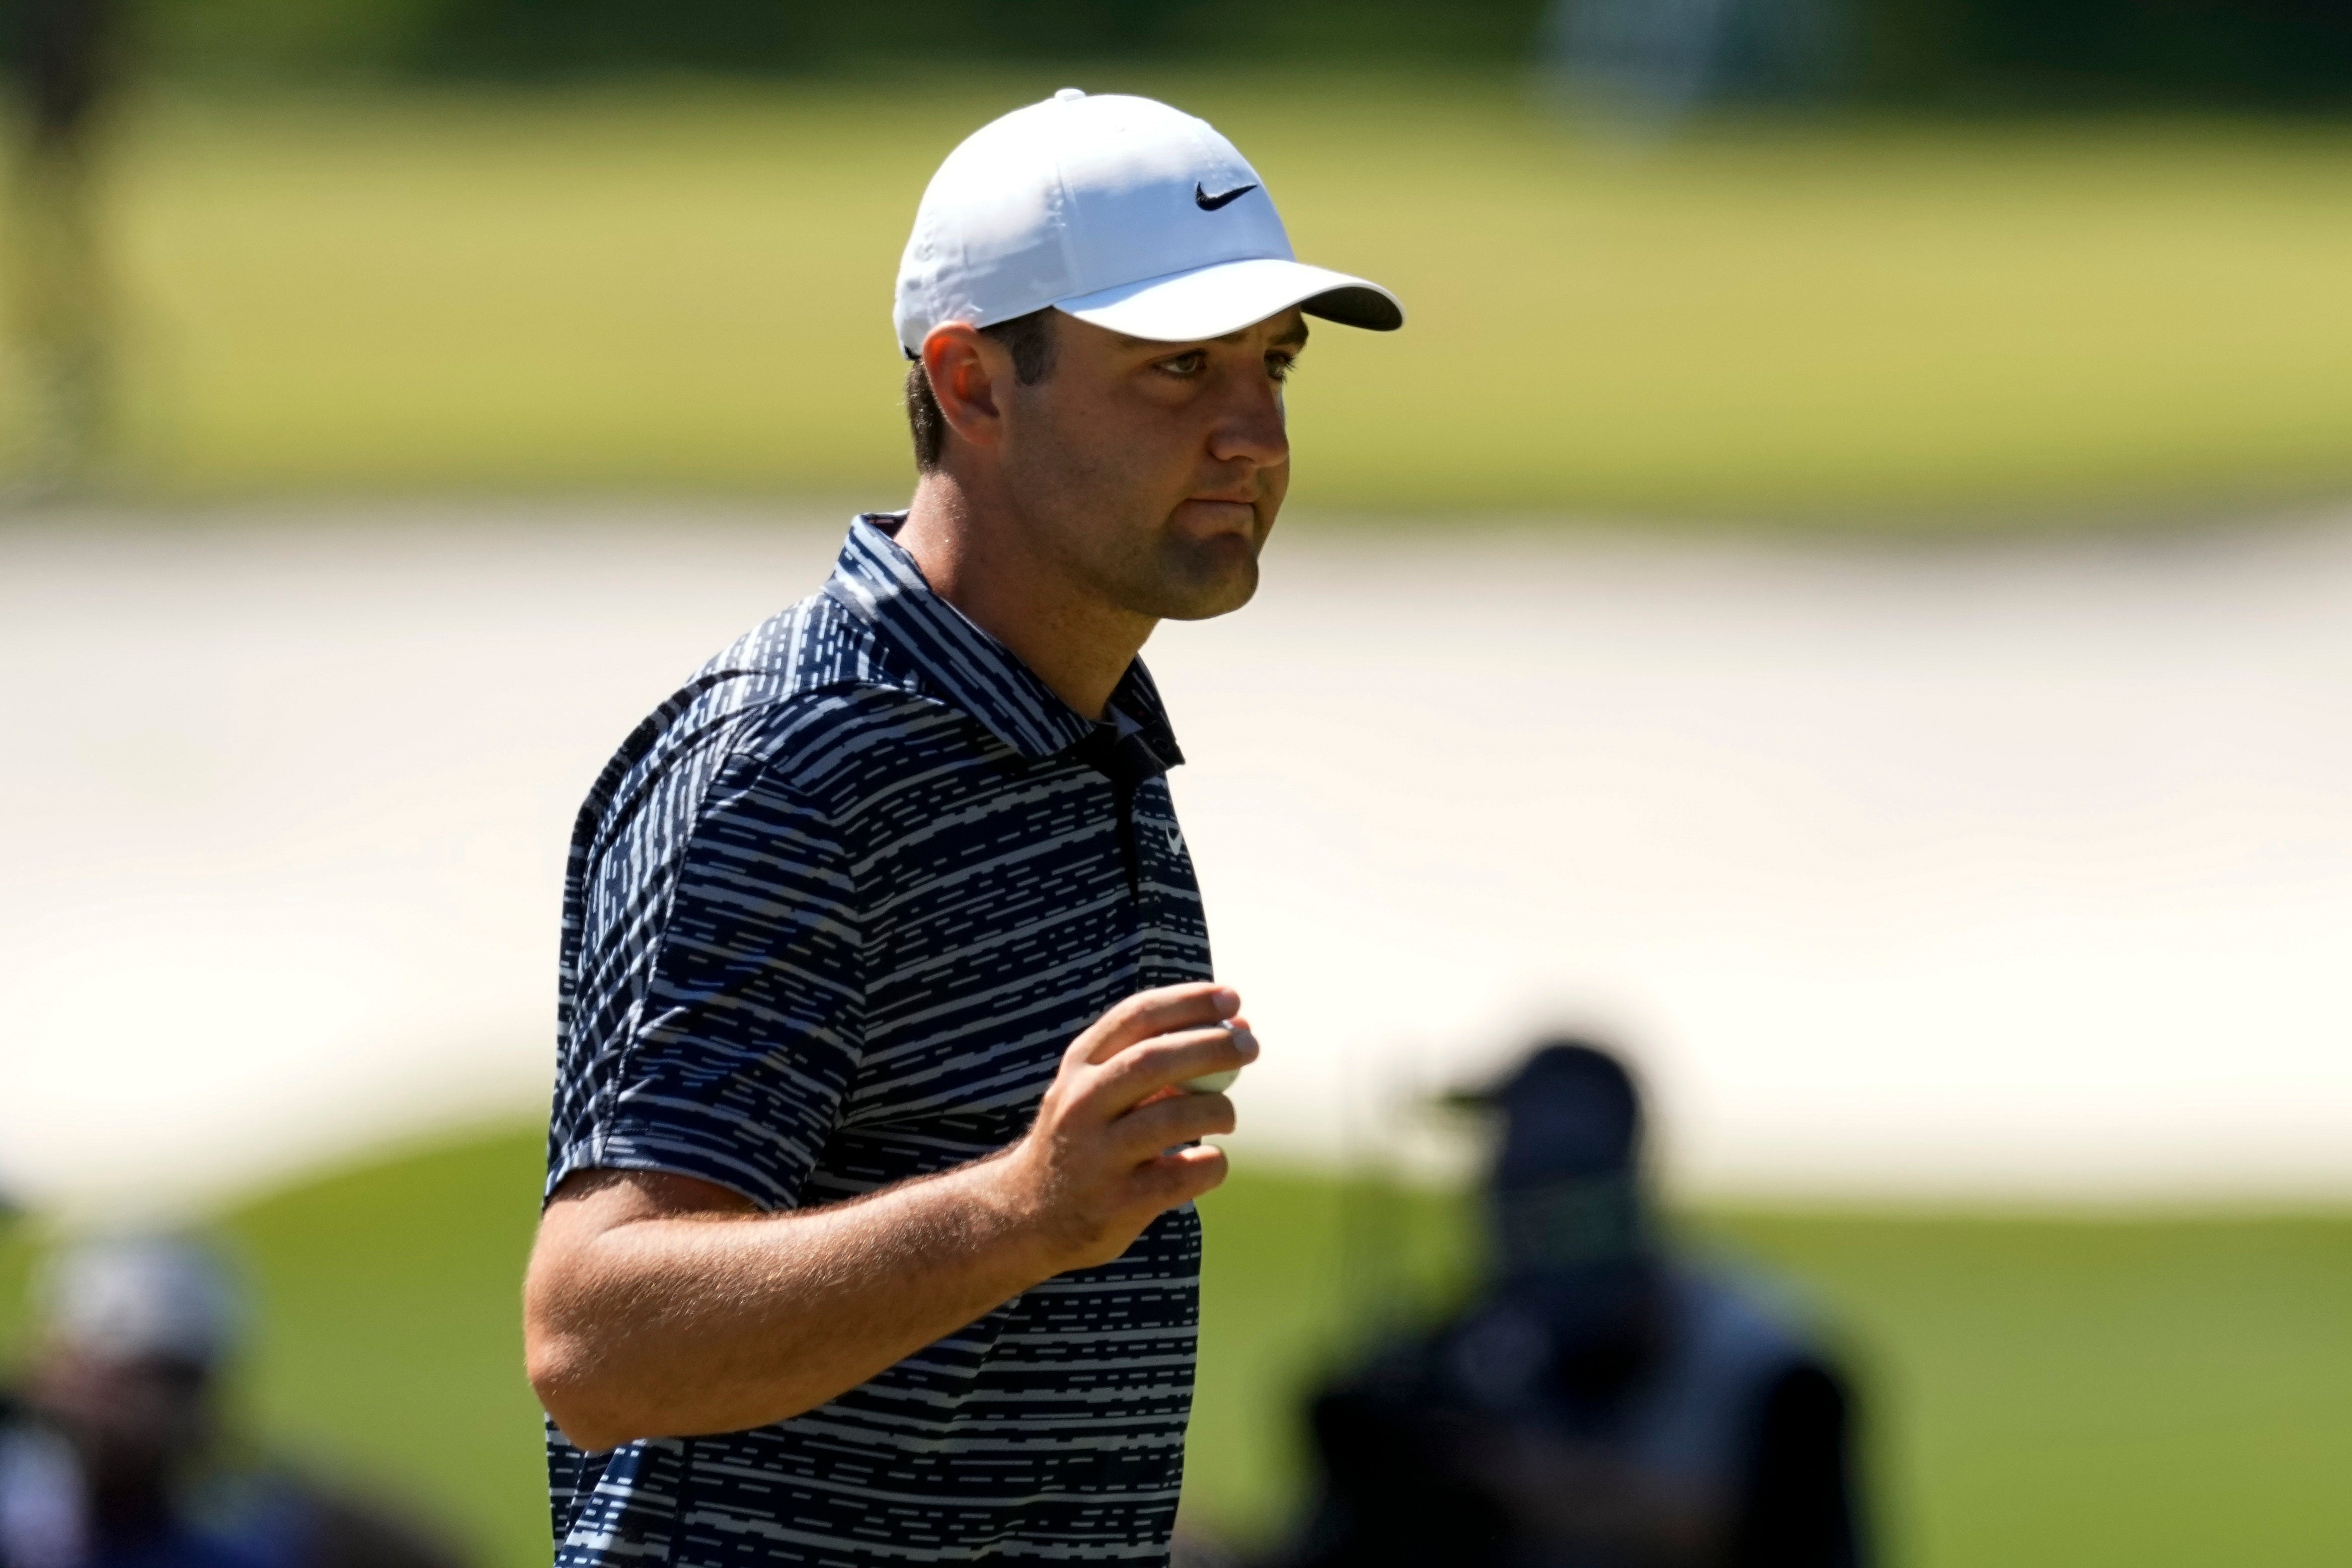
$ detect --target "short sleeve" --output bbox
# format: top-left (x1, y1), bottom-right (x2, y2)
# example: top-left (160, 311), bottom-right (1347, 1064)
top-left (550, 750), bottom-right (861, 1211)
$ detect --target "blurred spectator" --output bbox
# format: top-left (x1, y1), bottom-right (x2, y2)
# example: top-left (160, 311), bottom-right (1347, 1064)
top-left (1273, 1041), bottom-right (1867, 1568)
top-left (3, 0), bottom-right (115, 491)
top-left (0, 1238), bottom-right (464, 1568)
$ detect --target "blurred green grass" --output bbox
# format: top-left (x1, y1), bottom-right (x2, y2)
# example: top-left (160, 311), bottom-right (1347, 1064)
top-left (27, 74), bottom-right (2352, 521)
top-left (4, 1128), bottom-right (2349, 1565)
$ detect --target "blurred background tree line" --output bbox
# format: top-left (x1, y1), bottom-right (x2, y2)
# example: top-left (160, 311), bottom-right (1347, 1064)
top-left (12, 0), bottom-right (2352, 513)
top-left (28, 0), bottom-right (2352, 104)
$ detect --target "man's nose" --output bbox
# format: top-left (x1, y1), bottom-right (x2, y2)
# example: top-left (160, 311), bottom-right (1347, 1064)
top-left (1207, 370), bottom-right (1289, 472)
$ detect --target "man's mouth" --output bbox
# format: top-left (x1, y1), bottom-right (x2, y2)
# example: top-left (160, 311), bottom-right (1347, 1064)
top-left (1177, 496), bottom-right (1257, 525)
top-left (1169, 500), bottom-right (1259, 544)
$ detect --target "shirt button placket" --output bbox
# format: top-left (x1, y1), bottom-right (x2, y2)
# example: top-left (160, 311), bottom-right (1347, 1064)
top-left (1133, 780), bottom-right (1167, 987)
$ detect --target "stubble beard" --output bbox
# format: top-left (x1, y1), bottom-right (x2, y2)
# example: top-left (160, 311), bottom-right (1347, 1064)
top-left (1147, 527), bottom-right (1261, 622)
top-left (1005, 427), bottom-right (1265, 625)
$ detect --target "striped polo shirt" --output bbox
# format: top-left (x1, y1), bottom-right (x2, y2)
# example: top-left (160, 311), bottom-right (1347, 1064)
top-left (544, 513), bottom-right (1213, 1565)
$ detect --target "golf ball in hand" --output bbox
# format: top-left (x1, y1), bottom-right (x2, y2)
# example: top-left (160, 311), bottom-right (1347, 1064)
top-left (1182, 1021), bottom-right (1245, 1094)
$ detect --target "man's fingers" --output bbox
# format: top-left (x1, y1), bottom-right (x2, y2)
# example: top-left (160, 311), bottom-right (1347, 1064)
top-left (1024, 986), bottom-right (1249, 1259)
top-left (1080, 985), bottom-right (1239, 1064)
top-left (1089, 1025), bottom-right (1257, 1111)
top-left (1079, 983), bottom-right (1240, 1064)
top-left (1109, 1090), bottom-right (1238, 1158)
top-left (1134, 1143), bottom-right (1230, 1209)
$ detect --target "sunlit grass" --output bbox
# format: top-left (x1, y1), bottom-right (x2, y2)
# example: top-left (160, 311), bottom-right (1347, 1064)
top-left (21, 75), bottom-right (2352, 521)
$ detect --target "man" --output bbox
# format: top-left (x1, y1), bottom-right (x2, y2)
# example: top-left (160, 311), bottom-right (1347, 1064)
top-left (0, 1238), bottom-right (464, 1568)
top-left (522, 90), bottom-right (1402, 1564)
top-left (0, 1238), bottom-right (253, 1568)
top-left (1281, 1042), bottom-right (1867, 1568)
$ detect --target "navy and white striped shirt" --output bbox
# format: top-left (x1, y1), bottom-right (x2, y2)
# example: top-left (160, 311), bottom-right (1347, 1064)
top-left (545, 514), bottom-right (1213, 1565)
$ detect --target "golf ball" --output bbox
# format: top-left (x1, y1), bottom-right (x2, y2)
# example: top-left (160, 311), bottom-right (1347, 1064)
top-left (1181, 1022), bottom-right (1244, 1094)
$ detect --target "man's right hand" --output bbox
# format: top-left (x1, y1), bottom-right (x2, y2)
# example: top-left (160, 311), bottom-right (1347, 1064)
top-left (991, 982), bottom-right (1257, 1273)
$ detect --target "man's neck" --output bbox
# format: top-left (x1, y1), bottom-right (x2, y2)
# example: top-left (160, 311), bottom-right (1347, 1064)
top-left (895, 473), bottom-right (1153, 723)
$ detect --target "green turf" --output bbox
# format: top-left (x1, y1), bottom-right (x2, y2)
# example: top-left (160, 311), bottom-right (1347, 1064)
top-left (18, 75), bottom-right (2352, 521)
top-left (4, 1129), bottom-right (2349, 1566)
top-left (1687, 1210), bottom-right (2352, 1568)
top-left (211, 1126), bottom-right (553, 1562)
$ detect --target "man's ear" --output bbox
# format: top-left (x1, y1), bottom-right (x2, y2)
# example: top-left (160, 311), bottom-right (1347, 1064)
top-left (921, 324), bottom-right (1009, 454)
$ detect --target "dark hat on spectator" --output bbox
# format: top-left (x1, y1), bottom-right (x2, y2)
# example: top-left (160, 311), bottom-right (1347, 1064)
top-left (1459, 1039), bottom-right (1644, 1191)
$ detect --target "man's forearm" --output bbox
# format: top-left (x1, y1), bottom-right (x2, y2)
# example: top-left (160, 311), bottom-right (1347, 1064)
top-left (526, 1157), bottom-right (1057, 1451)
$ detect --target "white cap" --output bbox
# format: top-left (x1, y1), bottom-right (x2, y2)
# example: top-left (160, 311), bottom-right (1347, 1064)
top-left (894, 88), bottom-right (1403, 357)
top-left (42, 1237), bottom-right (239, 1366)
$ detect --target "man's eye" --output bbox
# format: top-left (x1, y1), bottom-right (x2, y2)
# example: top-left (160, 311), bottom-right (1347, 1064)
top-left (1268, 353), bottom-right (1300, 383)
top-left (1158, 352), bottom-right (1206, 377)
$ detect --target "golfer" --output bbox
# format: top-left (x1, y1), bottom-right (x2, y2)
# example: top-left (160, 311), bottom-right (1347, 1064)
top-left (524, 89), bottom-right (1401, 1565)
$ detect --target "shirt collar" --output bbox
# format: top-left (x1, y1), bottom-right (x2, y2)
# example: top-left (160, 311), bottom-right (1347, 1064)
top-left (822, 513), bottom-right (1185, 767)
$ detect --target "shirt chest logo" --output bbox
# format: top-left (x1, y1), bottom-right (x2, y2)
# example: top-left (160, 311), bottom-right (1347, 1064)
top-left (1136, 813), bottom-right (1186, 858)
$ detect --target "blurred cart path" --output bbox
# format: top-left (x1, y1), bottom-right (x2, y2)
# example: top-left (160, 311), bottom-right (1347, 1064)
top-left (4, 507), bottom-right (2348, 1216)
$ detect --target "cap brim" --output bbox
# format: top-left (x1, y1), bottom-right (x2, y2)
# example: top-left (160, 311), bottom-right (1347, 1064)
top-left (1055, 256), bottom-right (1404, 342)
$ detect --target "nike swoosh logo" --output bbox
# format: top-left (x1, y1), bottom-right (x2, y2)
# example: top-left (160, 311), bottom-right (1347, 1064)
top-left (1195, 182), bottom-right (1258, 211)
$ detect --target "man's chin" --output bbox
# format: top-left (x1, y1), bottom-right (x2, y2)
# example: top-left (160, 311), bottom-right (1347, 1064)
top-left (1149, 548), bottom-right (1260, 621)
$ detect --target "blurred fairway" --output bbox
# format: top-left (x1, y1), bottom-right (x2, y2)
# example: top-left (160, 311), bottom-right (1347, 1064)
top-left (24, 74), bottom-right (2352, 520)
top-left (4, 1127), bottom-right (2347, 1565)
